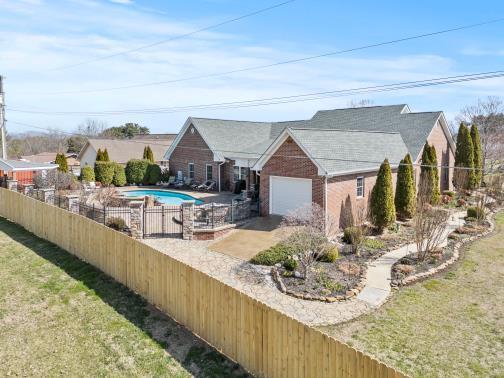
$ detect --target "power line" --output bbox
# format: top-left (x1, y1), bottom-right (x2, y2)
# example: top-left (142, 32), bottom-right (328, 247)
top-left (31, 17), bottom-right (504, 95)
top-left (8, 120), bottom-right (484, 171)
top-left (43, 0), bottom-right (296, 73)
top-left (9, 70), bottom-right (504, 116)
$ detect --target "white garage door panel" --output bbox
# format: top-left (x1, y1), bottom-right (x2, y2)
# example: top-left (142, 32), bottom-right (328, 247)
top-left (270, 176), bottom-right (312, 215)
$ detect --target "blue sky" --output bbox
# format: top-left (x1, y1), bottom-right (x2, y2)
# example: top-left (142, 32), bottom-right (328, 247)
top-left (1, 0), bottom-right (503, 134)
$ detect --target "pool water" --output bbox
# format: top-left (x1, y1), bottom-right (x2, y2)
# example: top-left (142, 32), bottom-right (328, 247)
top-left (123, 190), bottom-right (204, 205)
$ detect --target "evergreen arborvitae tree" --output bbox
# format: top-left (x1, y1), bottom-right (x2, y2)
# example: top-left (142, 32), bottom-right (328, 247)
top-left (470, 124), bottom-right (482, 187)
top-left (419, 142), bottom-right (433, 201)
top-left (55, 153), bottom-right (68, 173)
top-left (143, 146), bottom-right (154, 162)
top-left (370, 159), bottom-right (396, 230)
top-left (394, 153), bottom-right (416, 219)
top-left (96, 148), bottom-right (104, 162)
top-left (454, 123), bottom-right (475, 189)
top-left (427, 144), bottom-right (440, 204)
top-left (103, 148), bottom-right (110, 162)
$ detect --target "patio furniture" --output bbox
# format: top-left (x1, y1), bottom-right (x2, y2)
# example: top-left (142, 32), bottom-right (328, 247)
top-left (196, 180), bottom-right (216, 191)
top-left (165, 176), bottom-right (176, 187)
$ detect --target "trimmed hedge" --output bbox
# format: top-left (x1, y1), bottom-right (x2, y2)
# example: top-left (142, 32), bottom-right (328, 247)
top-left (112, 163), bottom-right (127, 187)
top-left (145, 163), bottom-right (161, 185)
top-left (125, 159), bottom-right (150, 184)
top-left (80, 166), bottom-right (95, 182)
top-left (250, 244), bottom-right (293, 266)
top-left (94, 161), bottom-right (115, 185)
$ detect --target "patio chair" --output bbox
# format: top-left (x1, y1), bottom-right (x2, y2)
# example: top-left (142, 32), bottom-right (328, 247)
top-left (183, 177), bottom-right (193, 187)
top-left (166, 176), bottom-right (176, 186)
top-left (196, 180), bottom-right (216, 191)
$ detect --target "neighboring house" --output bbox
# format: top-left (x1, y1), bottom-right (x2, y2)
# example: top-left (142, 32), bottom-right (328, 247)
top-left (21, 152), bottom-right (80, 175)
top-left (165, 104), bottom-right (455, 228)
top-left (78, 135), bottom-right (176, 168)
top-left (0, 158), bottom-right (58, 185)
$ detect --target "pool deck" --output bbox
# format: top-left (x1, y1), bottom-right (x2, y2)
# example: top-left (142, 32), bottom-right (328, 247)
top-left (117, 186), bottom-right (239, 205)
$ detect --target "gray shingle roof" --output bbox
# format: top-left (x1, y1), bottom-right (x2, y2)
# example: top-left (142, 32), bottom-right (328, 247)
top-left (287, 128), bottom-right (409, 175)
top-left (0, 159), bottom-right (58, 171)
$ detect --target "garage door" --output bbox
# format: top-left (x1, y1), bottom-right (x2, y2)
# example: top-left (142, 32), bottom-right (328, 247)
top-left (270, 176), bottom-right (312, 215)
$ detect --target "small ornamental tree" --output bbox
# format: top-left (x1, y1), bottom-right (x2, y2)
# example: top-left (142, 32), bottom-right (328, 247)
top-left (80, 166), bottom-right (95, 182)
top-left (125, 159), bottom-right (150, 184)
top-left (369, 159), bottom-right (396, 230)
top-left (427, 144), bottom-right (440, 204)
top-left (94, 161), bottom-right (115, 185)
top-left (454, 123), bottom-right (476, 189)
top-left (143, 146), bottom-right (154, 162)
top-left (112, 163), bottom-right (127, 187)
top-left (102, 148), bottom-right (110, 162)
top-left (55, 153), bottom-right (68, 173)
top-left (395, 153), bottom-right (416, 219)
top-left (419, 142), bottom-right (437, 204)
top-left (95, 148), bottom-right (104, 162)
top-left (470, 124), bottom-right (482, 187)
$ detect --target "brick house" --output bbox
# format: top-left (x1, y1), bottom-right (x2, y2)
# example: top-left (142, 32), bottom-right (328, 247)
top-left (165, 104), bottom-right (455, 228)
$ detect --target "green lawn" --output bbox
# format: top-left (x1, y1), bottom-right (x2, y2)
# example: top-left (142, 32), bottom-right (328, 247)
top-left (322, 211), bottom-right (504, 377)
top-left (0, 217), bottom-right (249, 377)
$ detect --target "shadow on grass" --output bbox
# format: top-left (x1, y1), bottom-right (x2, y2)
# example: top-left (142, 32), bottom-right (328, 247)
top-left (0, 217), bottom-right (250, 378)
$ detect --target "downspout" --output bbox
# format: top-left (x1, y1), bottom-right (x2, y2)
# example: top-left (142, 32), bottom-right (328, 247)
top-left (218, 160), bottom-right (226, 192)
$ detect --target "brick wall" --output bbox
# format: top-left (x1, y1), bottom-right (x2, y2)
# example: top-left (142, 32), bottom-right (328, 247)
top-left (169, 125), bottom-right (220, 189)
top-left (259, 137), bottom-right (324, 215)
top-left (327, 170), bottom-right (398, 229)
top-left (414, 121), bottom-right (455, 192)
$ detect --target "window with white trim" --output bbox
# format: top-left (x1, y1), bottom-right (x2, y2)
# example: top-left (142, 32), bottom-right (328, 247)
top-left (206, 164), bottom-right (213, 181)
top-left (233, 166), bottom-right (248, 181)
top-left (188, 163), bottom-right (194, 179)
top-left (356, 176), bottom-right (364, 197)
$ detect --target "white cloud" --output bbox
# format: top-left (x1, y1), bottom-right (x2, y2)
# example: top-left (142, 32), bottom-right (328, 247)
top-left (108, 0), bottom-right (133, 4)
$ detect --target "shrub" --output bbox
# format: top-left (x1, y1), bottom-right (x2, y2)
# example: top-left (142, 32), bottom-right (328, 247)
top-left (80, 166), bottom-right (95, 182)
top-left (94, 161), bottom-right (115, 185)
top-left (369, 159), bottom-right (396, 229)
top-left (470, 124), bottom-right (482, 187)
top-left (145, 163), bottom-right (161, 185)
top-left (125, 159), bottom-right (150, 184)
top-left (250, 244), bottom-right (293, 266)
top-left (283, 258), bottom-right (298, 271)
top-left (318, 245), bottom-right (339, 262)
top-left (160, 169), bottom-right (171, 182)
top-left (395, 153), bottom-right (416, 219)
top-left (106, 217), bottom-right (126, 231)
top-left (457, 198), bottom-right (466, 207)
top-left (343, 226), bottom-right (362, 244)
top-left (363, 238), bottom-right (385, 250)
top-left (444, 191), bottom-right (455, 198)
top-left (467, 207), bottom-right (485, 220)
top-left (143, 146), bottom-right (155, 162)
top-left (112, 163), bottom-right (127, 187)
top-left (55, 153), bottom-right (68, 173)
top-left (454, 123), bottom-right (476, 189)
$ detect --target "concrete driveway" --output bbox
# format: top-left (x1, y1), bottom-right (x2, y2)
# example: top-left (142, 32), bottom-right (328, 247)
top-left (209, 216), bottom-right (283, 260)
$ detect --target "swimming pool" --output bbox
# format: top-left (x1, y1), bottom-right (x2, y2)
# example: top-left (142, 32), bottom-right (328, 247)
top-left (122, 190), bottom-right (204, 205)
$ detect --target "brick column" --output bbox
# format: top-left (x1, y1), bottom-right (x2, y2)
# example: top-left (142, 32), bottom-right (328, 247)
top-left (23, 184), bottom-right (34, 196)
top-left (181, 201), bottom-right (195, 240)
top-left (64, 194), bottom-right (80, 213)
top-left (39, 188), bottom-right (55, 204)
top-left (6, 180), bottom-right (18, 191)
top-left (129, 201), bottom-right (144, 239)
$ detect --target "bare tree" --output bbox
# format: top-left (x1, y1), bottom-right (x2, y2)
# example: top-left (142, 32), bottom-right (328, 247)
top-left (77, 119), bottom-right (107, 137)
top-left (33, 170), bottom-right (78, 191)
top-left (457, 96), bottom-right (504, 174)
top-left (280, 203), bottom-right (336, 278)
top-left (90, 186), bottom-right (120, 207)
top-left (414, 180), bottom-right (449, 261)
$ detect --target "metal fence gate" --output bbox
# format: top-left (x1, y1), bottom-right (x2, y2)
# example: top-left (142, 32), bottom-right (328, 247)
top-left (143, 206), bottom-right (183, 238)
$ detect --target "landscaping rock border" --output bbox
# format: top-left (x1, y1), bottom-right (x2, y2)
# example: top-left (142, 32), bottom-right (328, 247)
top-left (392, 210), bottom-right (498, 287)
top-left (271, 266), bottom-right (367, 302)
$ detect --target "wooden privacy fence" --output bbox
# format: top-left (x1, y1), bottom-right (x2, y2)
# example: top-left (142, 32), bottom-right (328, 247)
top-left (0, 189), bottom-right (405, 378)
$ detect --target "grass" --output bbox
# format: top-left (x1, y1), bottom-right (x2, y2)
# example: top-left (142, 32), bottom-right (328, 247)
top-left (321, 211), bottom-right (504, 377)
top-left (0, 217), bottom-right (249, 377)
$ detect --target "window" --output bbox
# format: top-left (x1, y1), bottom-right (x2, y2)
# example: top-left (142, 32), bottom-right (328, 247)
top-left (188, 163), bottom-right (194, 179)
top-left (233, 166), bottom-right (248, 181)
top-left (356, 177), bottom-right (364, 197)
top-left (206, 164), bottom-right (213, 181)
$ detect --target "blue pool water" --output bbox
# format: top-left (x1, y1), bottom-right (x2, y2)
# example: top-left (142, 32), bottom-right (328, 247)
top-left (123, 190), bottom-right (204, 205)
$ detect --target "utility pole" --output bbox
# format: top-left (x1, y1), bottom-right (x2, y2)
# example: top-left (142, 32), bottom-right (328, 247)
top-left (0, 75), bottom-right (6, 159)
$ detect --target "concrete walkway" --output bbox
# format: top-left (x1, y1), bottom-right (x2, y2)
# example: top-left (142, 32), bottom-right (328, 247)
top-left (357, 210), bottom-right (466, 306)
